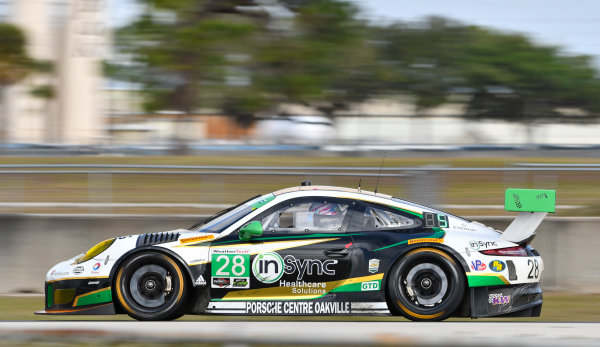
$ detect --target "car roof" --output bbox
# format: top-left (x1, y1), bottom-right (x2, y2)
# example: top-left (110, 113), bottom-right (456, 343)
top-left (272, 185), bottom-right (394, 200)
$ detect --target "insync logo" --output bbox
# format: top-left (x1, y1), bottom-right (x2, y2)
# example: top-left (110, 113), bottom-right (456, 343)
top-left (283, 255), bottom-right (337, 281)
top-left (252, 252), bottom-right (284, 284)
top-left (252, 252), bottom-right (338, 283)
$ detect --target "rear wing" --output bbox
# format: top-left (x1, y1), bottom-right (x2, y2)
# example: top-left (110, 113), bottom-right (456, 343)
top-left (500, 188), bottom-right (556, 244)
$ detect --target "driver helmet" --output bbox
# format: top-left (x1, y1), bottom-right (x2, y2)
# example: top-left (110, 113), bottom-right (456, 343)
top-left (309, 203), bottom-right (343, 229)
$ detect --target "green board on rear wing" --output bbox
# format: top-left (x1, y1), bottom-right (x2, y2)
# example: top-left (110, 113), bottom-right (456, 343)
top-left (505, 189), bottom-right (556, 213)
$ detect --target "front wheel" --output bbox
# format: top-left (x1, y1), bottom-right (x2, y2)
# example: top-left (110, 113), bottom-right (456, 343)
top-left (387, 248), bottom-right (465, 321)
top-left (115, 252), bottom-right (188, 320)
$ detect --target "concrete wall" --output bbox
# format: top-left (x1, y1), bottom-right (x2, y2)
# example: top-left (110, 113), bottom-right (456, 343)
top-left (0, 215), bottom-right (597, 293)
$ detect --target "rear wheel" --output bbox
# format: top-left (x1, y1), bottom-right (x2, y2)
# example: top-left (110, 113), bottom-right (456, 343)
top-left (387, 248), bottom-right (465, 321)
top-left (115, 252), bottom-right (188, 321)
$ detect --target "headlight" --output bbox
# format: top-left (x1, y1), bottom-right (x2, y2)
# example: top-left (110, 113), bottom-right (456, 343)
top-left (74, 238), bottom-right (115, 264)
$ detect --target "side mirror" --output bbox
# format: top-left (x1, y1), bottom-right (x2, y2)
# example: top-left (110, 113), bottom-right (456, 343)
top-left (239, 221), bottom-right (263, 241)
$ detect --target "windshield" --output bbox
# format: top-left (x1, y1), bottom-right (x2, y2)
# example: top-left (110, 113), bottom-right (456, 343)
top-left (190, 194), bottom-right (275, 233)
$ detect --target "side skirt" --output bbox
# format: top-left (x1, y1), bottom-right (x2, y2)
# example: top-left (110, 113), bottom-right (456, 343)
top-left (205, 301), bottom-right (390, 316)
top-left (35, 303), bottom-right (116, 315)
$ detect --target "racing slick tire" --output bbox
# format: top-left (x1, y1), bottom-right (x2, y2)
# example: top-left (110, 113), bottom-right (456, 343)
top-left (115, 252), bottom-right (188, 321)
top-left (387, 247), bottom-right (465, 321)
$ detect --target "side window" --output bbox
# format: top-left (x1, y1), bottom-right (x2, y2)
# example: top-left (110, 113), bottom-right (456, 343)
top-left (259, 198), bottom-right (351, 233)
top-left (348, 203), bottom-right (421, 231)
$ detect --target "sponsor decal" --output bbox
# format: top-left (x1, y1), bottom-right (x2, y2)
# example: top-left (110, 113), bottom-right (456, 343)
top-left (469, 240), bottom-right (498, 251)
top-left (180, 234), bottom-right (215, 244)
top-left (252, 252), bottom-right (338, 284)
top-left (252, 252), bottom-right (284, 284)
top-left (368, 259), bottom-right (380, 274)
top-left (408, 238), bottom-right (443, 245)
top-left (283, 255), bottom-right (337, 281)
top-left (195, 275), bottom-right (207, 286)
top-left (50, 270), bottom-right (69, 277)
top-left (213, 277), bottom-right (231, 287)
top-left (233, 278), bottom-right (249, 288)
top-left (453, 223), bottom-right (478, 232)
top-left (212, 248), bottom-right (250, 254)
top-left (93, 263), bottom-right (101, 271)
top-left (279, 280), bottom-right (327, 295)
top-left (246, 301), bottom-right (350, 315)
top-left (513, 194), bottom-right (522, 209)
top-left (489, 260), bottom-right (506, 272)
top-left (73, 266), bottom-right (84, 275)
top-left (211, 251), bottom-right (250, 289)
top-left (87, 281), bottom-right (100, 285)
top-left (489, 293), bottom-right (511, 305)
top-left (361, 281), bottom-right (380, 291)
top-left (470, 260), bottom-right (487, 271)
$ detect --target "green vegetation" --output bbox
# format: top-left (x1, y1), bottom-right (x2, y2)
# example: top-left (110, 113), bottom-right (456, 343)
top-left (108, 1), bottom-right (600, 129)
top-left (0, 23), bottom-right (32, 142)
top-left (1, 292), bottom-right (598, 321)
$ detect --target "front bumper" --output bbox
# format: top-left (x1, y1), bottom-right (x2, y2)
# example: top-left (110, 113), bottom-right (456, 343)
top-left (36, 278), bottom-right (115, 315)
top-left (470, 283), bottom-right (542, 318)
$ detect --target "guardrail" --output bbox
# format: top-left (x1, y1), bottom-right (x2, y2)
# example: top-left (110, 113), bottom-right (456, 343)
top-left (0, 163), bottom-right (596, 213)
top-left (0, 164), bottom-right (599, 171)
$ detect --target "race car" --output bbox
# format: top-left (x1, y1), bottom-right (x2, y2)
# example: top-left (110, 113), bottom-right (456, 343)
top-left (37, 182), bottom-right (555, 321)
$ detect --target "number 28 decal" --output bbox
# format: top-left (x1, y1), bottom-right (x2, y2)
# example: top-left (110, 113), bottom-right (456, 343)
top-left (423, 212), bottom-right (449, 228)
top-left (528, 259), bottom-right (540, 279)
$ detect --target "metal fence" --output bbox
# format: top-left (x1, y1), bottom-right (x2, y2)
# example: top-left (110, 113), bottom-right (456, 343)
top-left (0, 164), bottom-right (597, 214)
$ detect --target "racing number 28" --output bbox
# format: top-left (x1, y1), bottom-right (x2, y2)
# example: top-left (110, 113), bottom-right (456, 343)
top-left (214, 254), bottom-right (249, 276)
top-left (527, 259), bottom-right (539, 279)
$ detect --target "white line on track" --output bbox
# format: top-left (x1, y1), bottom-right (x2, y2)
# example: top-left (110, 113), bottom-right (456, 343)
top-left (1, 321), bottom-right (599, 346)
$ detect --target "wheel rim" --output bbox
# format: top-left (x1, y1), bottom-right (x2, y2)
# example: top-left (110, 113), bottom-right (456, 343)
top-left (401, 262), bottom-right (449, 306)
top-left (128, 264), bottom-right (173, 308)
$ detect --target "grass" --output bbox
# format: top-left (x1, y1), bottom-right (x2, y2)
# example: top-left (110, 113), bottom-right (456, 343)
top-left (0, 155), bottom-right (598, 216)
top-left (1, 292), bottom-right (599, 322)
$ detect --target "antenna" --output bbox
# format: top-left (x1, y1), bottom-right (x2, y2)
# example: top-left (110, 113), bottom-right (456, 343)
top-left (374, 151), bottom-right (387, 194)
top-left (358, 178), bottom-right (362, 192)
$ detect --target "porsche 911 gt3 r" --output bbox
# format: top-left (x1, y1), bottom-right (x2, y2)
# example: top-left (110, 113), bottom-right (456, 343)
top-left (37, 183), bottom-right (555, 321)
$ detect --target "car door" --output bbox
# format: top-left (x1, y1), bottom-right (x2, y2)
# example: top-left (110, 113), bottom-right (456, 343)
top-left (209, 197), bottom-right (357, 305)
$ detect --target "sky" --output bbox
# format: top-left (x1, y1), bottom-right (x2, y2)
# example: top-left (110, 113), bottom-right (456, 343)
top-left (350, 0), bottom-right (600, 60)
top-left (110, 0), bottom-right (600, 61)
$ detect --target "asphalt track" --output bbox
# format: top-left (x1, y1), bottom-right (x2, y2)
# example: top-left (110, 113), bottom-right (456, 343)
top-left (1, 321), bottom-right (599, 346)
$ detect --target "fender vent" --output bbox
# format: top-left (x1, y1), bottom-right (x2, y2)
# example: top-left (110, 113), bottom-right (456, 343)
top-left (137, 232), bottom-right (180, 247)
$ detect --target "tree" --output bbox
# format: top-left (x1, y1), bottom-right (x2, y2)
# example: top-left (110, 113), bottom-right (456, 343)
top-left (108, 0), bottom-right (374, 124)
top-left (458, 27), bottom-right (600, 127)
top-left (0, 23), bottom-right (32, 142)
top-left (374, 17), bottom-right (600, 139)
top-left (111, 1), bottom-right (262, 119)
top-left (373, 17), bottom-right (470, 112)
top-left (255, 0), bottom-right (374, 117)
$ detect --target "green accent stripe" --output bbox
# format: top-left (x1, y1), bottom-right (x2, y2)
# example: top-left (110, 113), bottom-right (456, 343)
top-left (467, 274), bottom-right (510, 287)
top-left (47, 284), bottom-right (53, 308)
top-left (213, 233), bottom-right (364, 245)
top-left (330, 279), bottom-right (382, 293)
top-left (390, 206), bottom-right (423, 218)
top-left (250, 194), bottom-right (275, 209)
top-left (373, 229), bottom-right (445, 252)
top-left (74, 288), bottom-right (112, 307)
